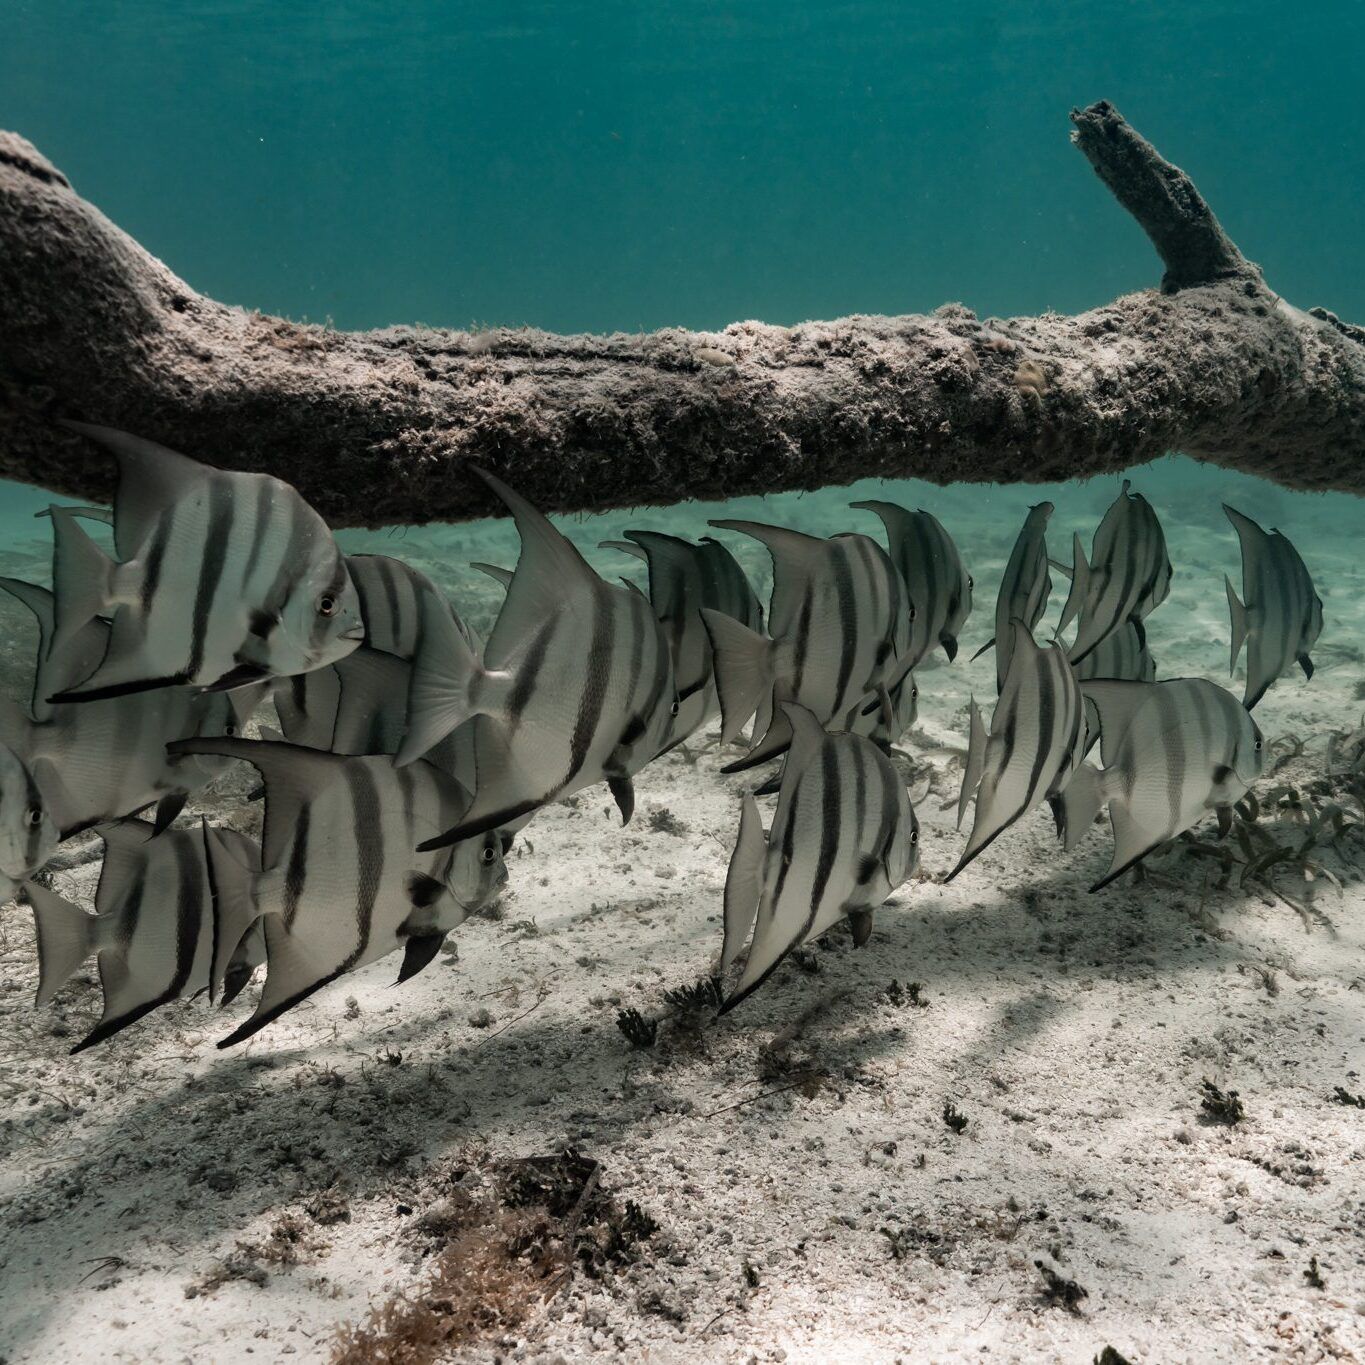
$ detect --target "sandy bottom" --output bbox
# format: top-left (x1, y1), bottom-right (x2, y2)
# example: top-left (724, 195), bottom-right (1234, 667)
top-left (2, 462), bottom-right (1364, 1363)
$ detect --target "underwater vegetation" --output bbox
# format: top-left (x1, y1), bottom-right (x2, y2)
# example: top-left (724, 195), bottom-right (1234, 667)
top-left (0, 414), bottom-right (1333, 1051)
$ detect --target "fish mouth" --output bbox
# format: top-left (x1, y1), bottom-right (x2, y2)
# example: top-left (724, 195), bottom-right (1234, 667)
top-left (340, 626), bottom-right (367, 641)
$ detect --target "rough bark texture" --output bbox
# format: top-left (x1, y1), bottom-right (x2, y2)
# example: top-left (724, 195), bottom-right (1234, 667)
top-left (0, 101), bottom-right (1361, 527)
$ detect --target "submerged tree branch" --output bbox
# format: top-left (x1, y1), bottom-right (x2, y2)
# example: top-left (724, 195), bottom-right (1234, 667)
top-left (0, 102), bottom-right (1361, 528)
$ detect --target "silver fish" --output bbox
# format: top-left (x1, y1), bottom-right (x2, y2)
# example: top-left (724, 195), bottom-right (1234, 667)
top-left (396, 469), bottom-right (676, 848)
top-left (0, 741), bottom-right (60, 904)
top-left (600, 530), bottom-right (764, 748)
top-left (1059, 480), bottom-right (1172, 666)
top-left (1074, 621), bottom-right (1155, 684)
top-left (272, 645), bottom-right (475, 787)
top-left (1223, 505), bottom-right (1323, 711)
top-left (852, 501), bottom-right (972, 665)
top-left (720, 704), bottom-right (918, 1012)
top-left (169, 738), bottom-right (507, 1046)
top-left (1066, 677), bottom-right (1264, 890)
top-left (0, 579), bottom-right (249, 837)
top-left (26, 818), bottom-right (263, 1051)
top-left (701, 523), bottom-right (912, 772)
top-left (972, 503), bottom-right (1053, 693)
top-left (347, 553), bottom-right (474, 661)
top-left (950, 621), bottom-right (1086, 879)
top-left (49, 422), bottom-right (363, 699)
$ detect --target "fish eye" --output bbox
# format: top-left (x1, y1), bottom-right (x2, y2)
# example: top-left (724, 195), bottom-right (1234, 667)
top-left (910, 828), bottom-right (919, 843)
top-left (967, 576), bottom-right (974, 591)
top-left (224, 720), bottom-right (237, 736)
top-left (1254, 737), bottom-right (1263, 751)
top-left (908, 606), bottom-right (917, 622)
top-left (911, 686), bottom-right (919, 700)
top-left (670, 699), bottom-right (681, 717)
top-left (480, 844), bottom-right (497, 865)
top-left (316, 592), bottom-right (339, 617)
top-left (26, 805), bottom-right (43, 827)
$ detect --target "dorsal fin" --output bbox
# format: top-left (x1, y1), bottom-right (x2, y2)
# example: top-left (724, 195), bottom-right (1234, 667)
top-left (474, 468), bottom-right (597, 670)
top-left (469, 561), bottom-right (514, 588)
top-left (624, 529), bottom-right (704, 619)
top-left (709, 519), bottom-right (826, 637)
top-left (777, 702), bottom-right (828, 777)
top-left (60, 421), bottom-right (210, 561)
top-left (1078, 680), bottom-right (1155, 769)
top-left (598, 539), bottom-right (648, 562)
top-left (850, 499), bottom-right (916, 553)
top-left (166, 737), bottom-right (344, 869)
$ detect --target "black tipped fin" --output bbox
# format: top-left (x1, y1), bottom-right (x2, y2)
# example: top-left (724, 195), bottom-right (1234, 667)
top-left (608, 774), bottom-right (635, 825)
top-left (397, 933), bottom-right (446, 984)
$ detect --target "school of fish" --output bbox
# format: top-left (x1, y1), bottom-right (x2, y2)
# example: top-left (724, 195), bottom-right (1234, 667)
top-left (1, 424), bottom-right (1323, 1046)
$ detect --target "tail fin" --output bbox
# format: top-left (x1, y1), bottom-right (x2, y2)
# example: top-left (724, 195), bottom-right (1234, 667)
top-left (956, 698), bottom-right (988, 831)
top-left (48, 506), bottom-right (115, 656)
top-left (1056, 532), bottom-right (1089, 641)
top-left (1051, 760), bottom-right (1108, 851)
top-left (700, 608), bottom-right (775, 746)
top-left (27, 881), bottom-right (97, 1007)
top-left (1225, 575), bottom-right (1248, 673)
top-left (396, 589), bottom-right (487, 765)
top-left (203, 823), bottom-right (261, 1003)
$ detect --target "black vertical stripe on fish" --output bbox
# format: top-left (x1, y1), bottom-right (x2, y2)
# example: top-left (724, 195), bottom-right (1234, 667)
top-left (340, 761), bottom-right (384, 972)
top-left (241, 479), bottom-right (275, 589)
top-left (73, 837), bottom-right (204, 1053)
top-left (770, 781), bottom-right (803, 909)
top-left (788, 587), bottom-right (815, 703)
top-left (377, 558), bottom-right (405, 647)
top-left (261, 495), bottom-right (309, 617)
top-left (505, 616), bottom-right (558, 735)
top-left (870, 744), bottom-right (902, 874)
top-left (186, 480), bottom-right (235, 682)
top-left (282, 803), bottom-right (310, 929)
top-left (1024, 655), bottom-right (1058, 807)
top-left (566, 589), bottom-right (616, 785)
top-left (830, 544), bottom-right (859, 714)
top-left (803, 741), bottom-right (844, 937)
top-left (139, 513), bottom-right (173, 616)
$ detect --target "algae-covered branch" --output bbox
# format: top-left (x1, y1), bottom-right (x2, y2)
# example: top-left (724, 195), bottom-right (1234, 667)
top-left (0, 102), bottom-right (1361, 528)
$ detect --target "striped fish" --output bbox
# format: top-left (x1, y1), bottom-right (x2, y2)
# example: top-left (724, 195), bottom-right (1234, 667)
top-left (47, 422), bottom-right (364, 700)
top-left (852, 501), bottom-right (973, 665)
top-left (1074, 621), bottom-right (1155, 684)
top-left (0, 741), bottom-right (60, 905)
top-left (1066, 678), bottom-right (1265, 890)
top-left (972, 502), bottom-right (1053, 693)
top-left (272, 645), bottom-right (477, 794)
top-left (272, 559), bottom-right (477, 774)
top-left (0, 580), bottom-right (248, 837)
top-left (1059, 480), bottom-right (1172, 666)
top-left (25, 818), bottom-right (263, 1051)
top-left (347, 554), bottom-right (474, 661)
top-left (600, 530), bottom-right (764, 748)
top-left (168, 737), bottom-right (507, 1045)
top-left (1223, 505), bottom-right (1323, 711)
top-left (700, 523), bottom-right (912, 772)
top-left (395, 469), bottom-right (677, 849)
top-left (950, 621), bottom-right (1086, 880)
top-left (720, 704), bottom-right (918, 1012)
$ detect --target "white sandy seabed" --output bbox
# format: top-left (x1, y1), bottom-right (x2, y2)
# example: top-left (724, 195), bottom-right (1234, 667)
top-left (1, 459), bottom-right (1363, 1364)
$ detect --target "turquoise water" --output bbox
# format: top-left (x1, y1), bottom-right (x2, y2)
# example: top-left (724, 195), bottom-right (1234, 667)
top-left (2, 2), bottom-right (1362, 574)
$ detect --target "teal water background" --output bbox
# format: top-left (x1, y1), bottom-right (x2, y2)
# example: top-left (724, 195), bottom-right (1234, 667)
top-left (1, 2), bottom-right (1362, 579)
